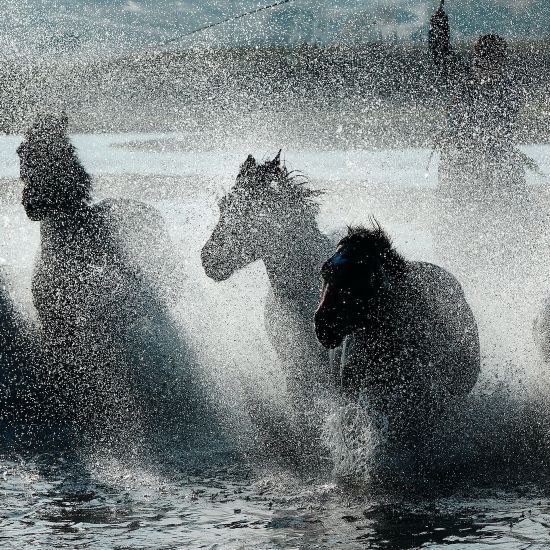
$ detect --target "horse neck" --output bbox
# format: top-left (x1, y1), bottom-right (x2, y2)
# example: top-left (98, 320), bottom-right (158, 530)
top-left (262, 219), bottom-right (330, 307)
top-left (39, 208), bottom-right (93, 257)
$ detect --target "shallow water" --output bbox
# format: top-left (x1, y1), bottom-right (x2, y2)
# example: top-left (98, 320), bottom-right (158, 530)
top-left (2, 134), bottom-right (550, 548)
top-left (3, 451), bottom-right (550, 549)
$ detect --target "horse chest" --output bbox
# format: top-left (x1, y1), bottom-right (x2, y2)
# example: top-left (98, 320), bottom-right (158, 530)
top-left (341, 293), bottom-right (437, 394)
top-left (33, 237), bottom-right (119, 334)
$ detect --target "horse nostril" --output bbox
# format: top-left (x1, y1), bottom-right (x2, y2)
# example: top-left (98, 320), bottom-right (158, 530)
top-left (201, 241), bottom-right (232, 282)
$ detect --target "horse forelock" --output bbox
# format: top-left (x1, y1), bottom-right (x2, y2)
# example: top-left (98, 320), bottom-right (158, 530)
top-left (24, 111), bottom-right (69, 144)
top-left (229, 154), bottom-right (321, 218)
top-left (20, 118), bottom-right (92, 209)
top-left (339, 223), bottom-right (405, 269)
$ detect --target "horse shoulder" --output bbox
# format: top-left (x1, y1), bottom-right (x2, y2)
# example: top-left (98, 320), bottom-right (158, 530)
top-left (407, 261), bottom-right (478, 338)
top-left (0, 275), bottom-right (41, 418)
top-left (409, 262), bottom-right (470, 310)
top-left (0, 280), bottom-right (29, 352)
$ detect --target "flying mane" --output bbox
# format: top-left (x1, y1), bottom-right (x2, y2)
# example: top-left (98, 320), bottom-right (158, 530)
top-left (338, 223), bottom-right (407, 272)
top-left (233, 151), bottom-right (322, 218)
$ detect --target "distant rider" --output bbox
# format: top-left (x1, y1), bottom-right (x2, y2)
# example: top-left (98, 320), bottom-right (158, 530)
top-left (429, 2), bottom-right (527, 203)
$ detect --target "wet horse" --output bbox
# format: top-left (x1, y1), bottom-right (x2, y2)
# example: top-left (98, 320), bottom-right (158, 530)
top-left (17, 113), bottom-right (205, 445)
top-left (315, 225), bottom-right (480, 436)
top-left (201, 152), bottom-right (337, 423)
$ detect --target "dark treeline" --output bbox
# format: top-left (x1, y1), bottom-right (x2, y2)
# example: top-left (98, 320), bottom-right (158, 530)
top-left (0, 42), bottom-right (548, 144)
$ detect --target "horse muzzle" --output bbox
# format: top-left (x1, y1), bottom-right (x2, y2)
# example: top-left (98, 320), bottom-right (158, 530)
top-left (314, 284), bottom-right (348, 349)
top-left (22, 192), bottom-right (48, 221)
top-left (200, 241), bottom-right (234, 282)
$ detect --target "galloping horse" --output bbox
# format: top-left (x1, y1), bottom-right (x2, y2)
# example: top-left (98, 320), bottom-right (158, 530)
top-left (315, 224), bottom-right (480, 436)
top-left (201, 152), bottom-right (337, 420)
top-left (17, 113), bottom-right (205, 444)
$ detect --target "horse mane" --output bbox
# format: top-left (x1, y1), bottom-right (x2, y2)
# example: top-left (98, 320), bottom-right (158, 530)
top-left (341, 222), bottom-right (407, 271)
top-left (22, 112), bottom-right (92, 207)
top-left (234, 151), bottom-right (322, 217)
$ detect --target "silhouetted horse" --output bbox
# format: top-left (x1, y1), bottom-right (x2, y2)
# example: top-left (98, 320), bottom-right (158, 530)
top-left (429, 6), bottom-right (537, 281)
top-left (315, 225), bottom-right (480, 436)
top-left (201, 152), bottom-right (337, 430)
top-left (17, 113), bottom-right (204, 445)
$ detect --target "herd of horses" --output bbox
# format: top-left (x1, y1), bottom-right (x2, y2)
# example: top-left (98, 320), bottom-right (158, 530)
top-left (0, 111), bottom-right (533, 459)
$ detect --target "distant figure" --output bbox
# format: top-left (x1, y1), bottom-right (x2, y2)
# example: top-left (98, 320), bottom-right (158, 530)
top-left (17, 113), bottom-right (205, 445)
top-left (428, 1), bottom-right (451, 66)
top-left (315, 224), bottom-right (480, 437)
top-left (429, 2), bottom-right (527, 201)
top-left (428, 3), bottom-right (540, 286)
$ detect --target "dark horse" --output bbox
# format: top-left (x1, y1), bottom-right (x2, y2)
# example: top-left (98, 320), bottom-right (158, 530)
top-left (17, 113), bottom-right (205, 446)
top-left (315, 224), bottom-right (480, 436)
top-left (201, 152), bottom-right (337, 432)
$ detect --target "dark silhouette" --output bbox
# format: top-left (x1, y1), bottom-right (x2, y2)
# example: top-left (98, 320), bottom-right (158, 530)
top-left (429, 5), bottom-right (527, 201)
top-left (428, 4), bottom-right (538, 287)
top-left (315, 224), bottom-right (480, 436)
top-left (428, 1), bottom-right (451, 66)
top-left (17, 113), bottom-right (205, 447)
top-left (201, 152), bottom-right (338, 452)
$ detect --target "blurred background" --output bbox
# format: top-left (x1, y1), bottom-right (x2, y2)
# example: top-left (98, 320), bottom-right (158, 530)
top-left (0, 0), bottom-right (548, 142)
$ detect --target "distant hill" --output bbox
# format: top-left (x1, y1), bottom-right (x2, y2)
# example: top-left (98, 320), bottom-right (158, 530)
top-left (0, 0), bottom-right (546, 58)
top-left (0, 42), bottom-right (548, 144)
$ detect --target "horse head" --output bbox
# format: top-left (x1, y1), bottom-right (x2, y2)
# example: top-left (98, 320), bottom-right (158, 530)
top-left (201, 151), bottom-right (320, 281)
top-left (17, 112), bottom-right (91, 221)
top-left (315, 223), bottom-right (406, 349)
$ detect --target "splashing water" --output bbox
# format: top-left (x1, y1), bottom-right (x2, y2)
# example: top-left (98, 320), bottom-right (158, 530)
top-left (0, 130), bottom-right (548, 547)
top-left (1, 0), bottom-right (550, 539)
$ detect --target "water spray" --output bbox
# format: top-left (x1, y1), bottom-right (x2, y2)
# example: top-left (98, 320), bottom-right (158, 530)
top-left (424, 147), bottom-right (436, 179)
top-left (157, 0), bottom-right (299, 48)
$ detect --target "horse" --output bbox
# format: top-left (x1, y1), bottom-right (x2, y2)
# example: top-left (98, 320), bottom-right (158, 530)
top-left (315, 224), bottom-right (480, 437)
top-left (201, 152), bottom-right (338, 441)
top-left (17, 112), bottom-right (206, 446)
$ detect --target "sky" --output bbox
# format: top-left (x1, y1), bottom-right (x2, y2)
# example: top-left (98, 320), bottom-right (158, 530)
top-left (1, 0), bottom-right (547, 58)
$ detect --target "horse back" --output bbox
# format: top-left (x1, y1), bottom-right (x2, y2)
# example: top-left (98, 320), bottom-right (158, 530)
top-left (407, 261), bottom-right (480, 394)
top-left (92, 198), bottom-right (182, 302)
top-left (92, 198), bottom-right (167, 250)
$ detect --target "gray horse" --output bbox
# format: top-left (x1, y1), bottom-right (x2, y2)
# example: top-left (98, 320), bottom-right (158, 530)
top-left (201, 152), bottom-right (338, 447)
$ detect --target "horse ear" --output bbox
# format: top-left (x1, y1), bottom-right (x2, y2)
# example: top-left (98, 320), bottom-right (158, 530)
top-left (272, 149), bottom-right (282, 166)
top-left (239, 154), bottom-right (256, 174)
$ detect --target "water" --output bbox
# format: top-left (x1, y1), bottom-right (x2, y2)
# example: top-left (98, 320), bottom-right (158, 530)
top-left (2, 133), bottom-right (550, 548)
top-left (3, 454), bottom-right (550, 549)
